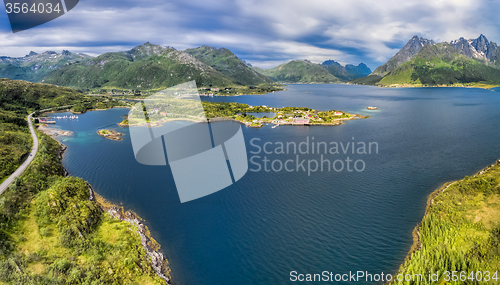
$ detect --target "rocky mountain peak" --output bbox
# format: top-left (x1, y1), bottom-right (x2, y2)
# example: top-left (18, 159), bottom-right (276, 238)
top-left (128, 42), bottom-right (170, 60)
top-left (471, 34), bottom-right (489, 54)
top-left (450, 34), bottom-right (498, 62)
top-left (406, 36), bottom-right (436, 50)
top-left (371, 35), bottom-right (435, 76)
top-left (322, 60), bottom-right (342, 66)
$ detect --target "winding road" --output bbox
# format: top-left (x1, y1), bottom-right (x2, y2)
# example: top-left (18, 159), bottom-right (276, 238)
top-left (0, 104), bottom-right (90, 195)
top-left (0, 113), bottom-right (38, 195)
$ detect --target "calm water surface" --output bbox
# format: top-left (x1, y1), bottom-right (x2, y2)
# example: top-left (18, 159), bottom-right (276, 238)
top-left (47, 84), bottom-right (500, 284)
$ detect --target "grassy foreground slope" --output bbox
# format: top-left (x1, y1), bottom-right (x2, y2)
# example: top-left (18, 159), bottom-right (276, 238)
top-left (0, 132), bottom-right (168, 284)
top-left (378, 43), bottom-right (500, 87)
top-left (392, 161), bottom-right (500, 284)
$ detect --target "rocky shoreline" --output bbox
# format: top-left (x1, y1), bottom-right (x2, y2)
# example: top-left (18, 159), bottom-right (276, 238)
top-left (391, 158), bottom-right (500, 283)
top-left (38, 125), bottom-right (73, 138)
top-left (87, 184), bottom-right (172, 284)
top-left (40, 125), bottom-right (172, 284)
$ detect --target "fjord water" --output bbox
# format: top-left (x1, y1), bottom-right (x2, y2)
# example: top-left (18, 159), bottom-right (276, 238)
top-left (49, 85), bottom-right (500, 284)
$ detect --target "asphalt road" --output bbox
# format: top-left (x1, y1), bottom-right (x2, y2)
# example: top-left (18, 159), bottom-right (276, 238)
top-left (0, 112), bottom-right (38, 195)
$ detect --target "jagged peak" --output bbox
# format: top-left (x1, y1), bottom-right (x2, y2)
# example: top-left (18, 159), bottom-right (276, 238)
top-left (126, 42), bottom-right (172, 60)
top-left (477, 34), bottom-right (488, 40)
top-left (193, 45), bottom-right (233, 54)
top-left (199, 45), bottom-right (216, 49)
top-left (407, 35), bottom-right (435, 45)
top-left (132, 42), bottom-right (161, 49)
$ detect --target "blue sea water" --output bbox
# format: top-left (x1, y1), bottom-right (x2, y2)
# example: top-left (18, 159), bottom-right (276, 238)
top-left (47, 84), bottom-right (500, 284)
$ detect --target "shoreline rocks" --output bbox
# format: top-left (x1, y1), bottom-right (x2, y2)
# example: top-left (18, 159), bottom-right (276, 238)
top-left (97, 129), bottom-right (124, 140)
top-left (52, 129), bottom-right (172, 284)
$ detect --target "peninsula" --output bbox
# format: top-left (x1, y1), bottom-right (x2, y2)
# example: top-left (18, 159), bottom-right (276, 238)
top-left (120, 101), bottom-right (367, 128)
top-left (392, 160), bottom-right (500, 284)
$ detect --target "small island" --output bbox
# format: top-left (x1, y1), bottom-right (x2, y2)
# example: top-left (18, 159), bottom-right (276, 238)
top-left (97, 129), bottom-right (124, 140)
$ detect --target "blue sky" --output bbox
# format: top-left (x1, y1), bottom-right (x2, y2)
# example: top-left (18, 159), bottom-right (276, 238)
top-left (1, 0), bottom-right (499, 69)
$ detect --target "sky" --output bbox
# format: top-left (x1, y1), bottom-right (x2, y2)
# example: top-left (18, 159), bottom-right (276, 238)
top-left (0, 0), bottom-right (499, 70)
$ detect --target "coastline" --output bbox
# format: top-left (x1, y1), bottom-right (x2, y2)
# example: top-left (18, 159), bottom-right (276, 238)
top-left (42, 105), bottom-right (131, 116)
top-left (349, 82), bottom-right (500, 90)
top-left (38, 124), bottom-right (172, 284)
top-left (391, 158), bottom-right (500, 283)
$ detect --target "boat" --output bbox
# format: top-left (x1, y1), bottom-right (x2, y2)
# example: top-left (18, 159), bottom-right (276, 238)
top-left (367, 106), bottom-right (378, 110)
top-left (272, 124), bottom-right (279, 129)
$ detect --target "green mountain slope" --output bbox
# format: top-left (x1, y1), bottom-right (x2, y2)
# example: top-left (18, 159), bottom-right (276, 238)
top-left (0, 51), bottom-right (92, 82)
top-left (184, 46), bottom-right (273, 86)
top-left (379, 43), bottom-right (500, 87)
top-left (42, 43), bottom-right (236, 91)
top-left (371, 36), bottom-right (436, 76)
top-left (257, 60), bottom-right (341, 83)
top-left (349, 75), bottom-right (383, 85)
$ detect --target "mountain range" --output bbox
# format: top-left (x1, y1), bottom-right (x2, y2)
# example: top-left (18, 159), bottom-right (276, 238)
top-left (42, 43), bottom-right (236, 91)
top-left (0, 44), bottom-right (371, 91)
top-left (353, 34), bottom-right (500, 87)
top-left (254, 59), bottom-right (371, 83)
top-left (0, 50), bottom-right (92, 82)
top-left (321, 60), bottom-right (371, 81)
